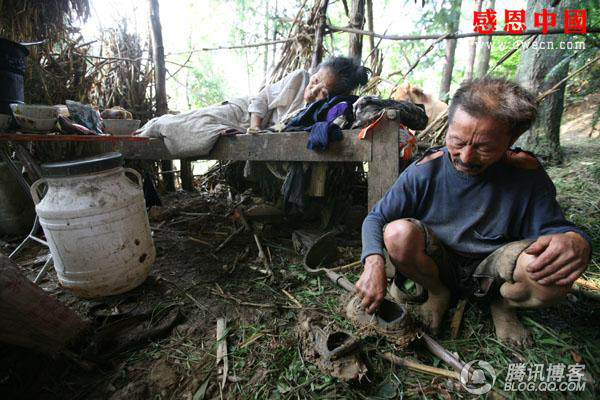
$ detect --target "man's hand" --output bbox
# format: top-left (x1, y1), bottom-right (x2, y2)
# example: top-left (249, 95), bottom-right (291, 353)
top-left (525, 232), bottom-right (590, 286)
top-left (355, 254), bottom-right (388, 314)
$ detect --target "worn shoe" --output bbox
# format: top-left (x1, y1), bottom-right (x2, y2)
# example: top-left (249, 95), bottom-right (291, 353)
top-left (297, 313), bottom-right (368, 381)
top-left (345, 295), bottom-right (417, 348)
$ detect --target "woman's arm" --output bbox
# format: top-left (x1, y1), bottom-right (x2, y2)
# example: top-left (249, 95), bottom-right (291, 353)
top-left (249, 113), bottom-right (263, 130)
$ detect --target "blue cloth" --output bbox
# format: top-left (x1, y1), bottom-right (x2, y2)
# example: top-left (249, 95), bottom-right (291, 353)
top-left (361, 147), bottom-right (592, 263)
top-left (306, 102), bottom-right (349, 150)
top-left (286, 95), bottom-right (357, 130)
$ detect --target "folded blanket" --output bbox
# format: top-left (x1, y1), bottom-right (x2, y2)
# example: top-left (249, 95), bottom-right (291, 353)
top-left (137, 98), bottom-right (250, 158)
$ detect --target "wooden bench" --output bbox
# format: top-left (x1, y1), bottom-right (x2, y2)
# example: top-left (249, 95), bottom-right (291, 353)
top-left (115, 112), bottom-right (404, 209)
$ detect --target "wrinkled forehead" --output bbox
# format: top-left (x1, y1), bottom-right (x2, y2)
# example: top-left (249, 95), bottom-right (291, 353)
top-left (448, 107), bottom-right (510, 140)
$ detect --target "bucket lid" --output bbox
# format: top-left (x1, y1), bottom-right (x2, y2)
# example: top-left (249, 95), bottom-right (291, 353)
top-left (42, 152), bottom-right (123, 177)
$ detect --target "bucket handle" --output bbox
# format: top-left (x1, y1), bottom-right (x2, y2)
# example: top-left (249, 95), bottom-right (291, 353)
top-left (123, 168), bottom-right (143, 188)
top-left (30, 178), bottom-right (47, 204)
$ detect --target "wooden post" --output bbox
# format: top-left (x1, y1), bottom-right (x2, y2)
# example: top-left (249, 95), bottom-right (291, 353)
top-left (348, 0), bottom-right (365, 61)
top-left (368, 116), bottom-right (399, 210)
top-left (180, 158), bottom-right (194, 191)
top-left (307, 162), bottom-right (328, 197)
top-left (149, 0), bottom-right (175, 192)
top-left (0, 254), bottom-right (88, 354)
top-left (310, 0), bottom-right (330, 72)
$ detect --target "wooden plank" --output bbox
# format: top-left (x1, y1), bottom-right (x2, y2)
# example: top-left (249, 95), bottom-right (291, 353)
top-left (367, 118), bottom-right (399, 210)
top-left (0, 133), bottom-right (149, 142)
top-left (116, 130), bottom-right (372, 162)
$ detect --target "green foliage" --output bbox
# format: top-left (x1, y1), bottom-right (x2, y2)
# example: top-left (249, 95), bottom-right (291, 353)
top-left (487, 35), bottom-right (522, 79)
top-left (187, 55), bottom-right (228, 108)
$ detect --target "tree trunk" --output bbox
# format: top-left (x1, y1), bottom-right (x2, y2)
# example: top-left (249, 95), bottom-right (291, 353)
top-left (366, 0), bottom-right (375, 53)
top-left (0, 254), bottom-right (88, 354)
top-left (516, 0), bottom-right (572, 163)
top-left (475, 0), bottom-right (496, 78)
top-left (464, 0), bottom-right (483, 81)
top-left (348, 0), bottom-right (365, 61)
top-left (149, 0), bottom-right (175, 192)
top-left (365, 0), bottom-right (381, 72)
top-left (264, 0), bottom-right (270, 76)
top-left (310, 0), bottom-right (330, 72)
top-left (439, 0), bottom-right (463, 101)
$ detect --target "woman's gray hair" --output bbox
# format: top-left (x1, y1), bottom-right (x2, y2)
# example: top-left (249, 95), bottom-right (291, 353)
top-left (448, 78), bottom-right (538, 138)
top-left (318, 56), bottom-right (371, 97)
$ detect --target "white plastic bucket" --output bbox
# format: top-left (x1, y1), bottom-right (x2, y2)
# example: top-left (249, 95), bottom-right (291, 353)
top-left (31, 153), bottom-right (155, 298)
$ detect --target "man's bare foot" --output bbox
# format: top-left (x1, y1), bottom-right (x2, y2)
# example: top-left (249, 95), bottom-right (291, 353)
top-left (415, 287), bottom-right (451, 334)
top-left (490, 299), bottom-right (533, 347)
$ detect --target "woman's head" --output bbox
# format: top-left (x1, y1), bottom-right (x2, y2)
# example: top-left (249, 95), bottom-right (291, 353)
top-left (303, 56), bottom-right (371, 103)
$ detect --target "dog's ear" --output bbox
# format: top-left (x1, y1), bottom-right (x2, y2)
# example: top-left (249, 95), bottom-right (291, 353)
top-left (504, 149), bottom-right (541, 170)
top-left (416, 150), bottom-right (443, 165)
top-left (412, 86), bottom-right (424, 97)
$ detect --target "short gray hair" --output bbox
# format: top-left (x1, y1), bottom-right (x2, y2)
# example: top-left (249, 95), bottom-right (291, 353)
top-left (448, 78), bottom-right (537, 138)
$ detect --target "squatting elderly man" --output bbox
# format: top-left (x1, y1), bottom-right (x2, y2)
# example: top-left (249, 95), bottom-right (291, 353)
top-left (356, 78), bottom-right (591, 346)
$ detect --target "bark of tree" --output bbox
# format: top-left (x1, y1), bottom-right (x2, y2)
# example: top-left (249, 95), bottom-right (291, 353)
top-left (264, 0), bottom-right (270, 76)
top-left (516, 0), bottom-right (572, 163)
top-left (348, 0), bottom-right (366, 61)
top-left (439, 0), bottom-right (463, 101)
top-left (366, 0), bottom-right (375, 53)
top-left (475, 0), bottom-right (496, 78)
top-left (0, 254), bottom-right (88, 354)
top-left (311, 0), bottom-right (330, 72)
top-left (149, 0), bottom-right (175, 192)
top-left (464, 0), bottom-right (483, 81)
top-left (365, 0), bottom-right (380, 72)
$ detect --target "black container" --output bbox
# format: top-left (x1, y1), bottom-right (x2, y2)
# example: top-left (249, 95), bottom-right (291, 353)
top-left (0, 38), bottom-right (29, 115)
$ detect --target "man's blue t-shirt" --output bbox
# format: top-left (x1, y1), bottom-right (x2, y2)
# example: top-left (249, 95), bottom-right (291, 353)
top-left (361, 147), bottom-right (591, 263)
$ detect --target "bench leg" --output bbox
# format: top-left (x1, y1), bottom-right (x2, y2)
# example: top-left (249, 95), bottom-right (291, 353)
top-left (368, 118), bottom-right (400, 210)
top-left (180, 159), bottom-right (194, 191)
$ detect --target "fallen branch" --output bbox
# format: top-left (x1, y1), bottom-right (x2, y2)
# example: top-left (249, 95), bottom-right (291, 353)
top-left (216, 318), bottom-right (229, 389)
top-left (282, 289), bottom-right (303, 308)
top-left (214, 226), bottom-right (244, 253)
top-left (238, 209), bottom-right (273, 277)
top-left (571, 285), bottom-right (600, 302)
top-left (450, 299), bottom-right (467, 340)
top-left (383, 353), bottom-right (460, 380)
top-left (188, 236), bottom-right (213, 247)
top-left (212, 289), bottom-right (303, 310)
top-left (574, 278), bottom-right (599, 291)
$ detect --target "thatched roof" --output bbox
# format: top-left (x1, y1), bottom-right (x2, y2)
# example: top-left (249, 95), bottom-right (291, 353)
top-left (0, 0), bottom-right (90, 42)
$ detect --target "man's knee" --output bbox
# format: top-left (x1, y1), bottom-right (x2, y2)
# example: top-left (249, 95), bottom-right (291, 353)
top-left (383, 219), bottom-right (424, 264)
top-left (508, 252), bottom-right (570, 306)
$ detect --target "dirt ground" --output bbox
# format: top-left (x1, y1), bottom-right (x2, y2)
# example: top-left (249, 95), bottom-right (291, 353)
top-left (1, 97), bottom-right (599, 399)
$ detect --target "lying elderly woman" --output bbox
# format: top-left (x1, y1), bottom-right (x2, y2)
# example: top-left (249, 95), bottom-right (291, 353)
top-left (137, 56), bottom-right (371, 158)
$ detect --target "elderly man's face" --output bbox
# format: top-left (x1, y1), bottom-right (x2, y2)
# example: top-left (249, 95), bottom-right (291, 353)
top-left (446, 107), bottom-right (514, 176)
